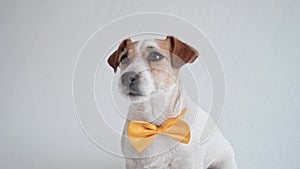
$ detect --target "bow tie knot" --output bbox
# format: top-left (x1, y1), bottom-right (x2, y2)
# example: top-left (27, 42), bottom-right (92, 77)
top-left (156, 126), bottom-right (163, 134)
top-left (127, 108), bottom-right (191, 153)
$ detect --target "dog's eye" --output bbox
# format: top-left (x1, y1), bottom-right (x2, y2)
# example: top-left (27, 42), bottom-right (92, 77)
top-left (148, 52), bottom-right (164, 61)
top-left (120, 54), bottom-right (129, 64)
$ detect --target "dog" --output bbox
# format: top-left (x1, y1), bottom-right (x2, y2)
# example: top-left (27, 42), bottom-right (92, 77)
top-left (107, 36), bottom-right (238, 169)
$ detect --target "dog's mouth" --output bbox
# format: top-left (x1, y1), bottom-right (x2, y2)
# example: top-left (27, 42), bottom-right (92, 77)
top-left (128, 91), bottom-right (143, 97)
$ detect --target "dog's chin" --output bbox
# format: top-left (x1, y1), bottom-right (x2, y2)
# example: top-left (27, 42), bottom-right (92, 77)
top-left (123, 91), bottom-right (149, 103)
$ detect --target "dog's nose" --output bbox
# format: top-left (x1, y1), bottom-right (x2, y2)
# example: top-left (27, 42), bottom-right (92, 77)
top-left (121, 71), bottom-right (139, 87)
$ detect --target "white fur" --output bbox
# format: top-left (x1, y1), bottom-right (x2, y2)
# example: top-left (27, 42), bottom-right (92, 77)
top-left (118, 40), bottom-right (238, 169)
top-left (136, 39), bottom-right (159, 51)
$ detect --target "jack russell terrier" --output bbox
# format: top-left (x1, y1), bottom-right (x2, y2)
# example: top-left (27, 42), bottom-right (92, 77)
top-left (107, 36), bottom-right (238, 169)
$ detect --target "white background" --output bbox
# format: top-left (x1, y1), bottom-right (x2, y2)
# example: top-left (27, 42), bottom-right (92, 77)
top-left (0, 0), bottom-right (299, 169)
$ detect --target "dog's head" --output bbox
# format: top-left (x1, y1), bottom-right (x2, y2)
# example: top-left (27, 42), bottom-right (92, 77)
top-left (108, 36), bottom-right (198, 102)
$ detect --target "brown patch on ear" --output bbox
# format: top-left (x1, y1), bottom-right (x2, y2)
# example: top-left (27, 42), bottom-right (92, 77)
top-left (167, 36), bottom-right (199, 69)
top-left (107, 39), bottom-right (132, 73)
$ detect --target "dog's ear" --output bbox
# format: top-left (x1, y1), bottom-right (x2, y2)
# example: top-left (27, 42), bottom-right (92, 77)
top-left (167, 36), bottom-right (199, 69)
top-left (107, 39), bottom-right (132, 73)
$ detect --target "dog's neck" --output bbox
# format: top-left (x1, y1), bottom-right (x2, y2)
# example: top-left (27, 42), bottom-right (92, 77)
top-left (127, 83), bottom-right (186, 126)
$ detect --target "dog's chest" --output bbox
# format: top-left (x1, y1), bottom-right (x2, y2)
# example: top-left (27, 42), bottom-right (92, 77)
top-left (131, 149), bottom-right (177, 169)
top-left (122, 123), bottom-right (202, 168)
top-left (121, 103), bottom-right (207, 168)
top-left (124, 140), bottom-right (198, 169)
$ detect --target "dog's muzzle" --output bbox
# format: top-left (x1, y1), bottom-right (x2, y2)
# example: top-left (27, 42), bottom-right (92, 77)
top-left (121, 71), bottom-right (142, 96)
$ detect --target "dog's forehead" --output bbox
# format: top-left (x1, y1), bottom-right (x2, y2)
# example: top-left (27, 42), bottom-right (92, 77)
top-left (135, 39), bottom-right (159, 51)
top-left (130, 39), bottom-right (170, 52)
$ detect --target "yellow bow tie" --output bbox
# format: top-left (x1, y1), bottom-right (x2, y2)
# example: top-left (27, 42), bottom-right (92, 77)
top-left (127, 108), bottom-right (191, 153)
